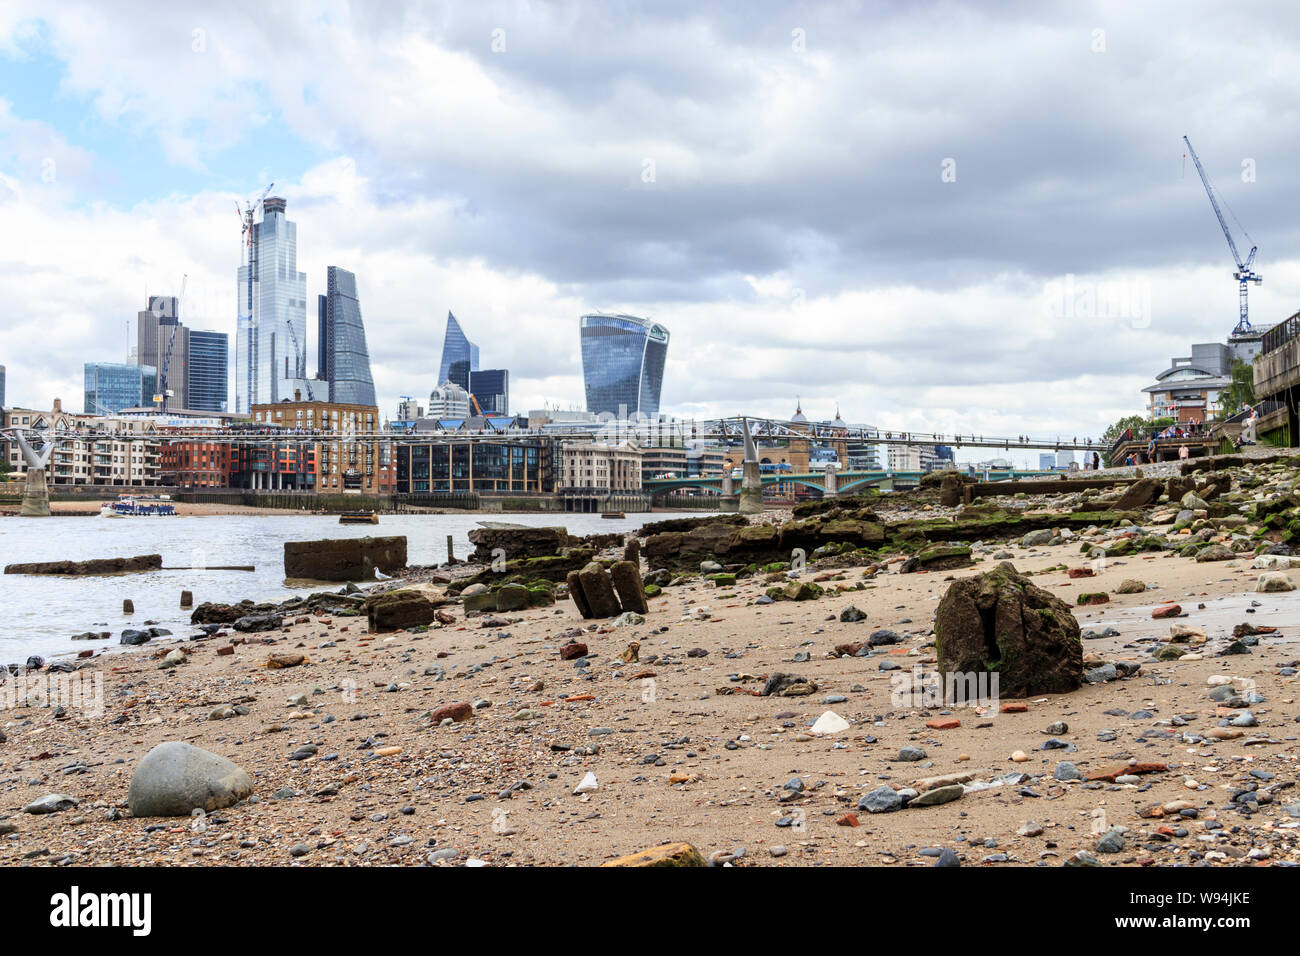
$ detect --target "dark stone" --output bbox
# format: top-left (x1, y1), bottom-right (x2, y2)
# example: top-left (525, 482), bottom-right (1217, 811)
top-left (466, 526), bottom-right (569, 562)
top-left (1115, 478), bottom-right (1163, 511)
top-left (232, 614), bottom-right (283, 633)
top-left (364, 590), bottom-right (446, 632)
top-left (566, 571), bottom-right (593, 619)
top-left (934, 563), bottom-right (1083, 699)
top-left (283, 536), bottom-right (407, 582)
top-left (4, 554), bottom-right (162, 576)
top-left (575, 563), bottom-right (622, 618)
top-left (609, 560), bottom-right (649, 615)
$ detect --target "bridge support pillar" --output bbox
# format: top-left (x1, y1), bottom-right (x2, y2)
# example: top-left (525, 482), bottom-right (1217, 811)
top-left (739, 461), bottom-right (763, 514)
top-left (20, 467), bottom-right (51, 517)
top-left (823, 468), bottom-right (838, 498)
top-left (721, 474), bottom-right (734, 496)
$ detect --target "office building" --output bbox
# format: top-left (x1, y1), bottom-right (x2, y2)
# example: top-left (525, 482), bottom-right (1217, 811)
top-left (428, 382), bottom-right (472, 419)
top-left (560, 441), bottom-right (643, 492)
top-left (579, 313), bottom-right (669, 419)
top-left (249, 396), bottom-right (392, 493)
top-left (317, 266), bottom-right (377, 407)
top-left (187, 330), bottom-right (229, 413)
top-left (469, 368), bottom-right (509, 415)
top-left (84, 362), bottom-right (157, 415)
top-left (395, 437), bottom-right (553, 494)
top-left (136, 295), bottom-right (190, 409)
top-left (5, 400), bottom-right (162, 486)
top-left (437, 312), bottom-right (479, 387)
top-left (236, 196), bottom-right (310, 413)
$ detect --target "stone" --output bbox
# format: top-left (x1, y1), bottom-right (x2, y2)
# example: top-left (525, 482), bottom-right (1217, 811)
top-left (859, 786), bottom-right (903, 813)
top-left (609, 560), bottom-right (650, 615)
top-left (897, 746), bottom-right (927, 762)
top-left (431, 702), bottom-right (473, 724)
top-left (1152, 604), bottom-right (1182, 619)
top-left (1022, 529), bottom-right (1054, 547)
top-left (365, 589), bottom-right (446, 632)
top-left (1084, 663), bottom-right (1117, 684)
top-left (283, 536), bottom-right (407, 582)
top-left (23, 794), bottom-right (78, 814)
top-left (1054, 761), bottom-right (1082, 781)
top-left (839, 605), bottom-right (866, 622)
top-left (1115, 478), bottom-right (1162, 510)
top-left (127, 742), bottom-right (253, 817)
top-left (4, 554), bottom-right (162, 576)
top-left (601, 842), bottom-right (708, 867)
top-left (573, 771), bottom-right (599, 794)
top-left (1095, 828), bottom-right (1126, 854)
top-left (1196, 544), bottom-right (1235, 562)
top-left (1116, 579), bottom-right (1146, 594)
top-left (810, 710), bottom-right (850, 735)
top-left (575, 563), bottom-right (623, 618)
top-left (466, 526), bottom-right (569, 562)
top-left (494, 584), bottom-right (531, 612)
top-left (1256, 572), bottom-right (1295, 593)
top-left (910, 785), bottom-right (964, 807)
top-left (559, 642), bottom-right (588, 660)
top-left (934, 563), bottom-right (1082, 699)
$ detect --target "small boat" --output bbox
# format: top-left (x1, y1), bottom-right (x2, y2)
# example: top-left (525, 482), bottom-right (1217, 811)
top-left (339, 510), bottom-right (379, 525)
top-left (601, 511), bottom-right (625, 519)
top-left (100, 495), bottom-right (177, 518)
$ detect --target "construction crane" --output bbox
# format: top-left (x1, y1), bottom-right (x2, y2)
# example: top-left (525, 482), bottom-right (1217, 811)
top-left (1183, 135), bottom-right (1261, 334)
top-left (155, 274), bottom-right (187, 412)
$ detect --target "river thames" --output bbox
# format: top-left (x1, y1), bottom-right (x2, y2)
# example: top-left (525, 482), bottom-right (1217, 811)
top-left (0, 511), bottom-right (708, 660)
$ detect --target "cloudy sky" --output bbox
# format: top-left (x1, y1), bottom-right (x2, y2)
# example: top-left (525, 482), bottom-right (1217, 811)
top-left (2, 0), bottom-right (1298, 463)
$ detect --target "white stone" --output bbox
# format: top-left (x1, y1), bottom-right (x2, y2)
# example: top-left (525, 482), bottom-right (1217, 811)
top-left (573, 771), bottom-right (599, 795)
top-left (1256, 571), bottom-right (1296, 593)
top-left (810, 710), bottom-right (851, 735)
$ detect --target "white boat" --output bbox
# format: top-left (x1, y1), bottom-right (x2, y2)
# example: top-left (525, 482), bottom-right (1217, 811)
top-left (100, 495), bottom-right (177, 518)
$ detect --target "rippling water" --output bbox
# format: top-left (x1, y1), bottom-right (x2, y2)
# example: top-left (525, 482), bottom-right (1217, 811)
top-left (0, 511), bottom-right (707, 661)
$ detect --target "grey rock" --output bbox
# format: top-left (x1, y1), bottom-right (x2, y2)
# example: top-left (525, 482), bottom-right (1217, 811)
top-left (127, 741), bottom-right (253, 817)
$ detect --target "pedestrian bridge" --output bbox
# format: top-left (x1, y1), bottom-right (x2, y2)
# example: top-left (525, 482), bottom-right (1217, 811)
top-left (642, 467), bottom-right (1059, 499)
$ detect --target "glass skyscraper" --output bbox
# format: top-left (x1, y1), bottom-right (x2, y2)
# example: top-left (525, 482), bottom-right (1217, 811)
top-left (469, 368), bottom-right (509, 415)
top-left (317, 266), bottom-right (377, 407)
top-left (437, 312), bottom-right (479, 386)
top-left (84, 362), bottom-right (156, 414)
top-left (188, 331), bottom-right (229, 413)
top-left (579, 313), bottom-right (669, 418)
top-left (236, 196), bottom-right (309, 413)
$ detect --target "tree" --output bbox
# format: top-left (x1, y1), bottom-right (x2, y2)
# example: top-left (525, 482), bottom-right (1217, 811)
top-left (1220, 359), bottom-right (1256, 418)
top-left (1100, 414), bottom-right (1148, 466)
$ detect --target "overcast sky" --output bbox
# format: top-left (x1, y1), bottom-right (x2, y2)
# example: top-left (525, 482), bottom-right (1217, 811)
top-left (2, 1), bottom-right (1299, 464)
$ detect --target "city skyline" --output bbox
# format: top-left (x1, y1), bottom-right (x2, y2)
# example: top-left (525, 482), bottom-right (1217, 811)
top-left (9, 4), bottom-right (1300, 450)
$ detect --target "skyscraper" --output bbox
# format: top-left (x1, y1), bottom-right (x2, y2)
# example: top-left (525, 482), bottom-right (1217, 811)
top-left (437, 312), bottom-right (479, 386)
top-left (469, 368), bottom-right (509, 415)
top-left (188, 331), bottom-right (229, 413)
top-left (236, 196), bottom-right (310, 413)
top-left (317, 266), bottom-right (376, 407)
top-left (579, 313), bottom-right (669, 418)
top-left (85, 362), bottom-right (157, 414)
top-left (137, 295), bottom-right (190, 409)
top-left (0, 364), bottom-right (6, 408)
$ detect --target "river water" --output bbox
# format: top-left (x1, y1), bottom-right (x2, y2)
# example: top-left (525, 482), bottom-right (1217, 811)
top-left (0, 511), bottom-right (708, 661)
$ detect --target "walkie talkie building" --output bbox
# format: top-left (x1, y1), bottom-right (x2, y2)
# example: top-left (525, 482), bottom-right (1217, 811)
top-left (579, 313), bottom-right (669, 419)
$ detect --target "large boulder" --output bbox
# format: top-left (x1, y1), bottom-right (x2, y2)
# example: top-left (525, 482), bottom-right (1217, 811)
top-left (934, 563), bottom-right (1083, 699)
top-left (127, 742), bottom-right (253, 817)
top-left (284, 536), bottom-right (407, 582)
top-left (1114, 478), bottom-right (1162, 511)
